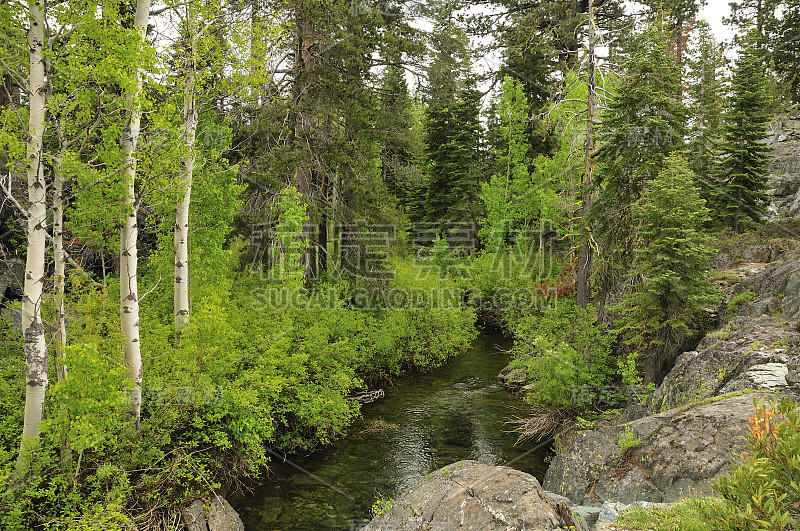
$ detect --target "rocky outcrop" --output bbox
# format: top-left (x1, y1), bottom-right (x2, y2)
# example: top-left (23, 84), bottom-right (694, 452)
top-left (734, 258), bottom-right (800, 320)
top-left (543, 393), bottom-right (783, 507)
top-left (648, 315), bottom-right (797, 411)
top-left (181, 496), bottom-right (244, 531)
top-left (767, 115), bottom-right (800, 220)
top-left (362, 460), bottom-right (579, 530)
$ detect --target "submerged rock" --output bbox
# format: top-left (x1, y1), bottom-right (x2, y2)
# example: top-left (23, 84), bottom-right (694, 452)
top-left (362, 460), bottom-right (579, 530)
top-left (543, 393), bottom-right (781, 507)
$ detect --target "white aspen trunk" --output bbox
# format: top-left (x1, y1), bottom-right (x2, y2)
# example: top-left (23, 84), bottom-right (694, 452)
top-left (120, 0), bottom-right (151, 425)
top-left (19, 0), bottom-right (49, 457)
top-left (53, 147), bottom-right (67, 381)
top-left (577, 0), bottom-right (597, 310)
top-left (174, 6), bottom-right (197, 334)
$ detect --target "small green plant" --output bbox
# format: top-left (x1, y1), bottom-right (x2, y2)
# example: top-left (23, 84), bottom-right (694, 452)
top-left (745, 340), bottom-right (764, 355)
top-left (371, 497), bottom-right (394, 516)
top-left (618, 425), bottom-right (643, 451)
top-left (770, 337), bottom-right (789, 349)
top-left (728, 290), bottom-right (757, 314)
top-left (575, 416), bottom-right (596, 431)
top-left (442, 467), bottom-right (451, 480)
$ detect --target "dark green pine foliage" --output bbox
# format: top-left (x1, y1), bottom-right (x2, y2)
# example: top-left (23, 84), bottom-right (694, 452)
top-left (423, 85), bottom-right (483, 225)
top-left (617, 155), bottom-right (720, 383)
top-left (713, 38), bottom-right (773, 233)
top-left (417, 17), bottom-right (483, 226)
top-left (686, 21), bottom-right (727, 203)
top-left (591, 23), bottom-right (687, 312)
top-left (378, 65), bottom-right (423, 207)
top-left (769, 0), bottom-right (800, 103)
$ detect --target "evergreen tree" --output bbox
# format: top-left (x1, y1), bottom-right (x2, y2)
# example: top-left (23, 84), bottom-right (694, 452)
top-left (591, 23), bottom-right (687, 314)
top-left (616, 155), bottom-right (719, 383)
top-left (377, 65), bottom-right (423, 207)
top-left (420, 17), bottom-right (483, 227)
top-left (713, 38), bottom-right (773, 233)
top-left (768, 0), bottom-right (800, 103)
top-left (686, 21), bottom-right (727, 203)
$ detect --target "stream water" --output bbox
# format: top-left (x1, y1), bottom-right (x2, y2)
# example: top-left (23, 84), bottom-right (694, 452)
top-left (235, 327), bottom-right (550, 530)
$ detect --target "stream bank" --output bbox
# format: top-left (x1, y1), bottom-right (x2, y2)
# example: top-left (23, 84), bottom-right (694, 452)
top-left (234, 327), bottom-right (550, 530)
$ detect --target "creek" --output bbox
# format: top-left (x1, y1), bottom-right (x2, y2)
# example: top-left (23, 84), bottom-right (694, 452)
top-left (236, 327), bottom-right (550, 530)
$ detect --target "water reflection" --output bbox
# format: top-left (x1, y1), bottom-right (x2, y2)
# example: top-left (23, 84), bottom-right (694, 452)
top-left (236, 328), bottom-right (550, 530)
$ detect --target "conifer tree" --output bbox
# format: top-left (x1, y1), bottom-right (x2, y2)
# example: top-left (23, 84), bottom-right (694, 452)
top-left (686, 21), bottom-right (727, 203)
top-left (617, 155), bottom-right (719, 383)
top-left (591, 23), bottom-right (687, 315)
top-left (421, 17), bottom-right (482, 227)
top-left (712, 38), bottom-right (773, 233)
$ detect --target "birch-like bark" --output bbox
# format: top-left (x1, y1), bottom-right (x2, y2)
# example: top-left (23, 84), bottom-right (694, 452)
top-left (19, 0), bottom-right (49, 458)
top-left (576, 0), bottom-right (597, 309)
top-left (120, 0), bottom-right (151, 425)
top-left (174, 6), bottom-right (197, 333)
top-left (53, 141), bottom-right (67, 381)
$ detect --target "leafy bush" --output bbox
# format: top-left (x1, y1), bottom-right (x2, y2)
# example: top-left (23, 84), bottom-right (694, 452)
top-left (508, 301), bottom-right (617, 410)
top-left (712, 398), bottom-right (800, 529)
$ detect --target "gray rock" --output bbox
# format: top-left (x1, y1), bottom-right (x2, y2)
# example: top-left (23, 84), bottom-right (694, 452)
top-left (719, 363), bottom-right (788, 394)
top-left (571, 505), bottom-right (601, 525)
top-left (181, 496), bottom-right (243, 531)
top-left (207, 496), bottom-right (244, 531)
top-left (735, 259), bottom-right (800, 320)
top-left (362, 460), bottom-right (579, 530)
top-left (597, 501), bottom-right (628, 522)
top-left (788, 356), bottom-right (800, 388)
top-left (648, 316), bottom-right (797, 412)
top-left (181, 499), bottom-right (209, 531)
top-left (496, 364), bottom-right (526, 389)
top-left (543, 394), bottom-right (778, 506)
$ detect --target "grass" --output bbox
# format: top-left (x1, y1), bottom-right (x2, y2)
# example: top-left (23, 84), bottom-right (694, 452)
top-left (617, 497), bottom-right (732, 531)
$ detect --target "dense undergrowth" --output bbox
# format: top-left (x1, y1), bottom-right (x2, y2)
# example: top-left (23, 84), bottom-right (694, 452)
top-left (0, 237), bottom-right (477, 529)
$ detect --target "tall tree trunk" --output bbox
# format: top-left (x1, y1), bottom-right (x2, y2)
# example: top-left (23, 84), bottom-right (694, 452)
top-left (19, 0), bottom-right (49, 462)
top-left (53, 136), bottom-right (67, 382)
top-left (577, 0), bottom-right (596, 309)
top-left (175, 5), bottom-right (197, 334)
top-left (120, 0), bottom-right (151, 426)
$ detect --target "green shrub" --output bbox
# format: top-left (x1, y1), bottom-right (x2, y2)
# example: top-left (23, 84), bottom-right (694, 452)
top-left (508, 301), bottom-right (617, 410)
top-left (728, 290), bottom-right (757, 314)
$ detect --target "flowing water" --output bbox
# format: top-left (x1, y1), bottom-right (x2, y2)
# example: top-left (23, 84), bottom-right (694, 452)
top-left (236, 327), bottom-right (551, 530)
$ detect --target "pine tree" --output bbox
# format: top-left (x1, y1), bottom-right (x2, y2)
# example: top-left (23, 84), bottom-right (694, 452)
top-left (712, 38), bottom-right (773, 233)
top-left (686, 21), bottom-right (727, 203)
top-left (420, 17), bottom-right (482, 227)
top-left (591, 23), bottom-right (687, 315)
top-left (768, 0), bottom-right (800, 103)
top-left (377, 65), bottom-right (423, 206)
top-left (616, 155), bottom-right (719, 383)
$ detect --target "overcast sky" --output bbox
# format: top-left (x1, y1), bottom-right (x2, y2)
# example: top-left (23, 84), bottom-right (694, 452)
top-left (700, 0), bottom-right (737, 51)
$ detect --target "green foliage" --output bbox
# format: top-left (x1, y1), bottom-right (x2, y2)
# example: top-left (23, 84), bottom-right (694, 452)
top-left (617, 496), bottom-right (733, 531)
top-left (591, 23), bottom-right (688, 303)
top-left (728, 290), bottom-right (757, 314)
top-left (615, 155), bottom-right (721, 381)
top-left (712, 36), bottom-right (774, 232)
top-left (713, 398), bottom-right (800, 529)
top-left (371, 497), bottom-right (395, 516)
top-left (480, 76), bottom-right (567, 253)
top-left (618, 425), bottom-right (643, 451)
top-left (508, 301), bottom-right (618, 410)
